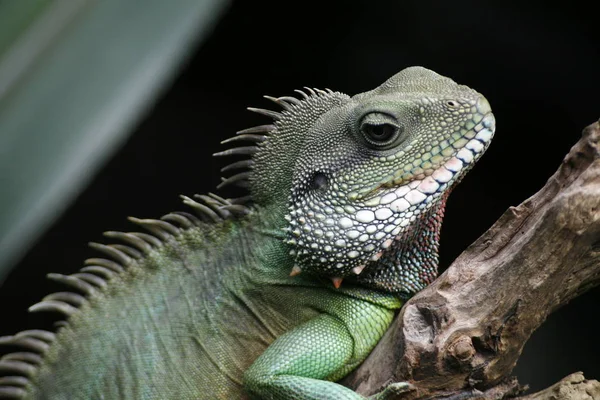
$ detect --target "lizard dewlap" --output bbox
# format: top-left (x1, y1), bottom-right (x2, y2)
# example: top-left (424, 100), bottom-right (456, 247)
top-left (0, 67), bottom-right (494, 400)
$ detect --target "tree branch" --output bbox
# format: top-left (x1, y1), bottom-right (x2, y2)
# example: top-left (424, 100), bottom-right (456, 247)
top-left (343, 120), bottom-right (600, 399)
top-left (518, 372), bottom-right (600, 400)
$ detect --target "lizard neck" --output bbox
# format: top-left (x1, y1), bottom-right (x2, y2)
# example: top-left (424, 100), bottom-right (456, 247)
top-left (216, 203), bottom-right (295, 281)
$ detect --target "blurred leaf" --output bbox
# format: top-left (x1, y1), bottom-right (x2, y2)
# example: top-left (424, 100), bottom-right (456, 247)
top-left (0, 0), bottom-right (230, 282)
top-left (0, 0), bottom-right (52, 56)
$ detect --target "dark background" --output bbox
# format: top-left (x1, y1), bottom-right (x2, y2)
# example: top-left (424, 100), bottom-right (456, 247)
top-left (1, 0), bottom-right (598, 393)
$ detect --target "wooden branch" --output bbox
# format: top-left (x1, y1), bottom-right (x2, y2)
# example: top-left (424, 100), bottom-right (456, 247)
top-left (343, 120), bottom-right (600, 399)
top-left (518, 372), bottom-right (600, 400)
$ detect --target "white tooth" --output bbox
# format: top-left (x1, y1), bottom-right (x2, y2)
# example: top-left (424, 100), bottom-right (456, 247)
top-left (390, 198), bottom-right (410, 212)
top-left (432, 168), bottom-right (453, 183)
top-left (405, 190), bottom-right (427, 205)
top-left (380, 192), bottom-right (397, 205)
top-left (456, 148), bottom-right (474, 164)
top-left (466, 139), bottom-right (484, 153)
top-left (375, 207), bottom-right (393, 220)
top-left (338, 217), bottom-right (353, 228)
top-left (417, 176), bottom-right (439, 194)
top-left (408, 180), bottom-right (420, 189)
top-left (475, 128), bottom-right (493, 142)
top-left (394, 185), bottom-right (410, 197)
top-left (356, 210), bottom-right (375, 223)
top-left (444, 157), bottom-right (463, 172)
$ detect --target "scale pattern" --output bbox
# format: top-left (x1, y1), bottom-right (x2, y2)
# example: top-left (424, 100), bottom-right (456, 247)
top-left (0, 67), bottom-right (495, 399)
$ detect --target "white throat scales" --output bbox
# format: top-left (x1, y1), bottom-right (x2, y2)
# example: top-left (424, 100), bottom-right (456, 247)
top-left (285, 111), bottom-right (495, 279)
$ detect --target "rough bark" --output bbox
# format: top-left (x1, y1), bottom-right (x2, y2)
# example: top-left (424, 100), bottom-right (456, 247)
top-left (343, 120), bottom-right (600, 399)
top-left (519, 372), bottom-right (600, 400)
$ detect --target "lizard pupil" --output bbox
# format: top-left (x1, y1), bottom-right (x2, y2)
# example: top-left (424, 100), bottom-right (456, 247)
top-left (366, 124), bottom-right (394, 141)
top-left (361, 122), bottom-right (400, 148)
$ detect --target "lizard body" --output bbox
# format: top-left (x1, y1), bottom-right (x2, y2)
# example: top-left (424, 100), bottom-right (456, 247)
top-left (0, 67), bottom-right (495, 399)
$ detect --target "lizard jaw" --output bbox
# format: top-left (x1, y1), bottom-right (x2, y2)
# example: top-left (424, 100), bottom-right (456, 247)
top-left (285, 109), bottom-right (495, 290)
top-left (363, 110), bottom-right (496, 209)
top-left (350, 111), bottom-right (495, 293)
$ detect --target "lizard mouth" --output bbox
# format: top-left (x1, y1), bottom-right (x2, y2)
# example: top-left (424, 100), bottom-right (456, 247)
top-left (351, 111), bottom-right (496, 293)
top-left (365, 111), bottom-right (496, 247)
top-left (285, 109), bottom-right (495, 291)
top-left (364, 111), bottom-right (496, 211)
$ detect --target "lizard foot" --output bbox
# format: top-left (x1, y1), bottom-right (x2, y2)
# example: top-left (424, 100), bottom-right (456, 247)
top-left (369, 382), bottom-right (415, 400)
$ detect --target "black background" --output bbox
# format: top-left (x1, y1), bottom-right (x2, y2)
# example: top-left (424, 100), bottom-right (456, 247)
top-left (1, 0), bottom-right (599, 393)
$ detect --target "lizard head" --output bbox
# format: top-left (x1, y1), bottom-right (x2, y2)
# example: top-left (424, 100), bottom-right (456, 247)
top-left (230, 66), bottom-right (495, 296)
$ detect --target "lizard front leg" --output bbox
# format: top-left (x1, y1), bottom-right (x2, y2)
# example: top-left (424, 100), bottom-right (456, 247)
top-left (243, 303), bottom-right (410, 399)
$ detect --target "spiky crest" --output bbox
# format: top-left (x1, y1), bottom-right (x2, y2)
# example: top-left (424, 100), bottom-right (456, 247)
top-left (0, 87), bottom-right (337, 398)
top-left (248, 89), bottom-right (351, 207)
top-left (214, 87), bottom-right (347, 201)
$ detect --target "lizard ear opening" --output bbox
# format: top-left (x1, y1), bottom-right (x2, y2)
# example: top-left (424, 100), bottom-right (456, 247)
top-left (310, 172), bottom-right (329, 192)
top-left (215, 88), bottom-right (351, 209)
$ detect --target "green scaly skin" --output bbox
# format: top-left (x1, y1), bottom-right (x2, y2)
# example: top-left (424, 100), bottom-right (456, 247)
top-left (0, 67), bottom-right (495, 399)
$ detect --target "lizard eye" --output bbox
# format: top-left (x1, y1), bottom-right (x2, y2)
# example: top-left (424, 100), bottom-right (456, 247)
top-left (359, 112), bottom-right (403, 149)
top-left (363, 124), bottom-right (396, 142)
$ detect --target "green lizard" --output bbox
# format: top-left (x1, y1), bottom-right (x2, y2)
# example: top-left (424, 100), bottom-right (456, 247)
top-left (0, 67), bottom-right (495, 399)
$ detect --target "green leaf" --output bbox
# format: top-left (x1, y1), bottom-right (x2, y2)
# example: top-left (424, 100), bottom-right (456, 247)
top-left (0, 0), bottom-right (230, 282)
